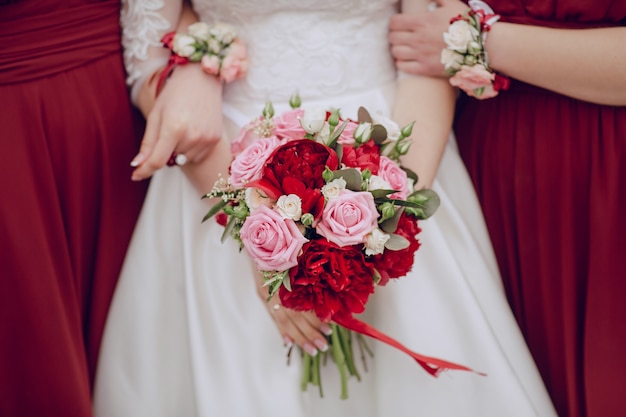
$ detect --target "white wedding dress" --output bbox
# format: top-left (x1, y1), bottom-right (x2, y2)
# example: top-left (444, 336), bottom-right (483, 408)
top-left (94, 1), bottom-right (557, 416)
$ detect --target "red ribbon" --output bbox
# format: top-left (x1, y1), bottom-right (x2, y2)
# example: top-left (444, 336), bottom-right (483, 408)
top-left (155, 31), bottom-right (190, 96)
top-left (333, 313), bottom-right (485, 377)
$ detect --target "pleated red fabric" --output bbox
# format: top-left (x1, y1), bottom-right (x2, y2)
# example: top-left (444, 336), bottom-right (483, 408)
top-left (0, 1), bottom-right (148, 416)
top-left (454, 2), bottom-right (626, 417)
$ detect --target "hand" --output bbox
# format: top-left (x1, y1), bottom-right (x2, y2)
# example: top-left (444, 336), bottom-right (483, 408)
top-left (256, 273), bottom-right (333, 357)
top-left (130, 63), bottom-right (224, 181)
top-left (390, 0), bottom-right (468, 77)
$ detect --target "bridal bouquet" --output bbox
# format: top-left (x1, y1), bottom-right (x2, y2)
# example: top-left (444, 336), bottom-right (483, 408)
top-left (204, 96), bottom-right (472, 398)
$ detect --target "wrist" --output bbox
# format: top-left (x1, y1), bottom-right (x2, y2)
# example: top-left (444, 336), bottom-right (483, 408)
top-left (157, 22), bottom-right (249, 95)
top-left (440, 0), bottom-right (510, 99)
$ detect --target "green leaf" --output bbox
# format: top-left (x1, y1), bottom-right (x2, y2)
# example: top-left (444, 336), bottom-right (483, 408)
top-left (404, 188), bottom-right (441, 219)
top-left (220, 215), bottom-right (237, 243)
top-left (370, 124), bottom-right (388, 145)
top-left (380, 206), bottom-right (404, 233)
top-left (332, 168), bottom-right (362, 191)
top-left (357, 106), bottom-right (373, 124)
top-left (202, 199), bottom-right (228, 223)
top-left (384, 233), bottom-right (410, 251)
top-left (369, 189), bottom-right (398, 199)
top-left (327, 119), bottom-right (349, 148)
top-left (401, 166), bottom-right (419, 184)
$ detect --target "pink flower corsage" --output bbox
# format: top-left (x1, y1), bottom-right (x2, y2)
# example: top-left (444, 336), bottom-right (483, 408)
top-left (441, 0), bottom-right (510, 99)
top-left (157, 21), bottom-right (249, 94)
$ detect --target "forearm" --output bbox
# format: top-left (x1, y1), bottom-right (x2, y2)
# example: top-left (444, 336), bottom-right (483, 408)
top-left (391, 75), bottom-right (456, 189)
top-left (487, 24), bottom-right (626, 106)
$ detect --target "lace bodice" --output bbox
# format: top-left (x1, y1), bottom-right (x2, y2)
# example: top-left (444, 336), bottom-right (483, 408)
top-left (121, 0), bottom-right (399, 104)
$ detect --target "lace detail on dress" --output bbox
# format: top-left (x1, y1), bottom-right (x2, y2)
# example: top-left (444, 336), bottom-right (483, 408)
top-left (121, 0), bottom-right (172, 93)
top-left (192, 0), bottom-right (399, 104)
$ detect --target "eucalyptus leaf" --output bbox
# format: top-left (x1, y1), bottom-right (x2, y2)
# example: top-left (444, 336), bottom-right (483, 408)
top-left (357, 106), bottom-right (373, 124)
top-left (380, 206), bottom-right (404, 233)
top-left (384, 233), bottom-right (410, 251)
top-left (409, 189), bottom-right (441, 219)
top-left (332, 169), bottom-right (363, 191)
top-left (282, 275), bottom-right (292, 292)
top-left (402, 166), bottom-right (419, 184)
top-left (370, 124), bottom-right (388, 145)
top-left (202, 199), bottom-right (228, 223)
top-left (369, 189), bottom-right (398, 199)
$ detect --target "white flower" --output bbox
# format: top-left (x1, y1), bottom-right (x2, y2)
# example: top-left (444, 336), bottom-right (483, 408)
top-left (443, 20), bottom-right (478, 53)
top-left (299, 107), bottom-right (326, 134)
top-left (367, 175), bottom-right (392, 191)
top-left (187, 22), bottom-right (212, 41)
top-left (364, 228), bottom-right (390, 256)
top-left (353, 122), bottom-right (372, 143)
top-left (245, 187), bottom-right (272, 210)
top-left (172, 34), bottom-right (197, 57)
top-left (371, 112), bottom-right (401, 141)
top-left (440, 48), bottom-right (464, 72)
top-left (275, 194), bottom-right (303, 220)
top-left (209, 22), bottom-right (237, 44)
top-left (207, 37), bottom-right (222, 55)
top-left (316, 124), bottom-right (331, 144)
top-left (322, 178), bottom-right (347, 200)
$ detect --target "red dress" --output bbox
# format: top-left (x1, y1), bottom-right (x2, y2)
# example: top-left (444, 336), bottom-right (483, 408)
top-left (454, 2), bottom-right (626, 417)
top-left (0, 1), bottom-right (148, 416)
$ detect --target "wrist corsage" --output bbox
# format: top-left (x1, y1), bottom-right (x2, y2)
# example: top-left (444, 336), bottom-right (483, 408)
top-left (441, 0), bottom-right (510, 99)
top-left (157, 21), bottom-right (249, 94)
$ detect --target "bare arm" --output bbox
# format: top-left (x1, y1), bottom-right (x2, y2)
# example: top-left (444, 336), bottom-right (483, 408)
top-left (487, 23), bottom-right (626, 106)
top-left (390, 0), bottom-right (626, 106)
top-left (392, 0), bottom-right (457, 189)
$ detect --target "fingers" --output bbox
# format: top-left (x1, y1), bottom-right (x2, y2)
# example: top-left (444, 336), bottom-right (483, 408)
top-left (389, 13), bottom-right (421, 31)
top-left (269, 302), bottom-right (332, 357)
top-left (130, 110), bottom-right (161, 181)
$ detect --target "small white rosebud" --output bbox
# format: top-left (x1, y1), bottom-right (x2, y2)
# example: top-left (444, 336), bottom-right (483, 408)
top-left (245, 187), bottom-right (272, 210)
top-left (209, 22), bottom-right (237, 44)
top-left (322, 178), bottom-right (347, 200)
top-left (353, 122), bottom-right (372, 144)
top-left (364, 228), bottom-right (390, 256)
top-left (276, 194), bottom-right (303, 221)
top-left (187, 22), bottom-right (212, 41)
top-left (172, 34), bottom-right (197, 57)
top-left (299, 107), bottom-right (326, 134)
top-left (367, 175), bottom-right (392, 191)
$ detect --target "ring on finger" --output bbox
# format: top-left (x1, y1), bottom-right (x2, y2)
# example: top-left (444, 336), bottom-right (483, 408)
top-left (272, 303), bottom-right (281, 312)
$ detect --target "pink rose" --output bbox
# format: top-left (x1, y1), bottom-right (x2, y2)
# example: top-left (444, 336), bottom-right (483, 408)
top-left (273, 108), bottom-right (306, 140)
top-left (378, 156), bottom-right (409, 200)
top-left (449, 64), bottom-right (498, 99)
top-left (336, 119), bottom-right (359, 145)
top-left (220, 39), bottom-right (249, 83)
top-left (316, 190), bottom-right (379, 247)
top-left (201, 55), bottom-right (221, 76)
top-left (229, 136), bottom-right (282, 188)
top-left (240, 205), bottom-right (309, 271)
top-left (230, 116), bottom-right (266, 157)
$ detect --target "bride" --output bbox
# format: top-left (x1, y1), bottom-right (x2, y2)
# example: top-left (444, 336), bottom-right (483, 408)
top-left (94, 1), bottom-right (557, 416)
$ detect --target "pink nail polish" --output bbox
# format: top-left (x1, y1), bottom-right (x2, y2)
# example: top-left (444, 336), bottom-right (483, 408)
top-left (320, 324), bottom-right (333, 336)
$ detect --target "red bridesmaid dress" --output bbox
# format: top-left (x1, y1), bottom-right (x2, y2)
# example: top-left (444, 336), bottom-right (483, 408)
top-left (454, 1), bottom-right (626, 417)
top-left (0, 1), bottom-right (148, 416)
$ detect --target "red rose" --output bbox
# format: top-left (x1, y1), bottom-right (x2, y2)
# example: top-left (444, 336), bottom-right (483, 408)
top-left (371, 213), bottom-right (421, 285)
top-left (279, 239), bottom-right (375, 322)
top-left (249, 139), bottom-right (339, 217)
top-left (341, 140), bottom-right (380, 175)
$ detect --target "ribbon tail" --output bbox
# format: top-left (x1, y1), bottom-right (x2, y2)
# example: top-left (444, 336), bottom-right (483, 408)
top-left (333, 314), bottom-right (485, 377)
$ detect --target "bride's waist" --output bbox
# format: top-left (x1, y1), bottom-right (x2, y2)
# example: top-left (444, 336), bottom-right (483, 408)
top-left (223, 79), bottom-right (397, 127)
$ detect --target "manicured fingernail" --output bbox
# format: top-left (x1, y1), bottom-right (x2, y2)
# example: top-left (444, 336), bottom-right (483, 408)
top-left (283, 336), bottom-right (293, 349)
top-left (320, 324), bottom-right (333, 336)
top-left (130, 153), bottom-right (145, 167)
top-left (303, 343), bottom-right (318, 356)
top-left (314, 338), bottom-right (329, 352)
